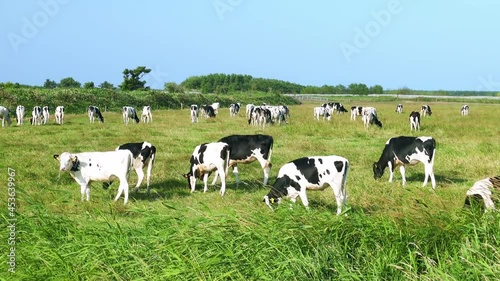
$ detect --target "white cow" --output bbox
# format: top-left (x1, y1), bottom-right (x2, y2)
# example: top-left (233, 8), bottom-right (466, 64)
top-left (0, 106), bottom-right (12, 127)
top-left (229, 103), bottom-right (241, 117)
top-left (245, 104), bottom-right (255, 119)
top-left (395, 104), bottom-right (403, 114)
top-left (141, 106), bottom-right (153, 123)
top-left (362, 107), bottom-right (382, 128)
top-left (16, 105), bottom-right (25, 125)
top-left (122, 106), bottom-right (140, 125)
top-left (211, 102), bottom-right (220, 115)
top-left (53, 150), bottom-right (134, 204)
top-left (461, 105), bottom-right (469, 116)
top-left (55, 106), bottom-right (65, 125)
top-left (32, 106), bottom-right (42, 125)
top-left (42, 106), bottom-right (50, 124)
top-left (190, 104), bottom-right (199, 123)
top-left (465, 176), bottom-right (499, 211)
top-left (116, 142), bottom-right (156, 194)
top-left (183, 142), bottom-right (230, 196)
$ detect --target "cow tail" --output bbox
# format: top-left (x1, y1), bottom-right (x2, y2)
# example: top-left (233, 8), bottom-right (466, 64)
top-left (147, 146), bottom-right (156, 183)
top-left (341, 160), bottom-right (350, 204)
top-left (224, 145), bottom-right (231, 177)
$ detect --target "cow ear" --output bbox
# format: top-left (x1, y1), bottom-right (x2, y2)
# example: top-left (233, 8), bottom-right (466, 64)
top-left (71, 155), bottom-right (78, 162)
top-left (53, 154), bottom-right (60, 161)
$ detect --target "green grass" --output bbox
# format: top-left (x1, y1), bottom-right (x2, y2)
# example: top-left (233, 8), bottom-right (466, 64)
top-left (1, 100), bottom-right (499, 280)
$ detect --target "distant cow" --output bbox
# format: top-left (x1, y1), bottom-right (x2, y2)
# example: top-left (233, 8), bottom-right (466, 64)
top-left (55, 106), bottom-right (64, 125)
top-left (88, 106), bottom-right (104, 123)
top-left (201, 105), bottom-right (216, 118)
top-left (32, 106), bottom-right (42, 125)
top-left (373, 136), bottom-right (436, 189)
top-left (122, 106), bottom-right (140, 125)
top-left (212, 134), bottom-right (274, 186)
top-left (42, 106), bottom-right (50, 124)
top-left (141, 106), bottom-right (153, 123)
top-left (245, 104), bottom-right (255, 119)
top-left (362, 107), bottom-right (382, 128)
top-left (464, 176), bottom-right (499, 211)
top-left (116, 142), bottom-right (156, 194)
top-left (350, 106), bottom-right (363, 120)
top-left (248, 106), bottom-right (272, 128)
top-left (395, 104), bottom-right (403, 114)
top-left (229, 103), bottom-right (241, 117)
top-left (461, 105), bottom-right (469, 116)
top-left (409, 111), bottom-right (420, 131)
top-left (211, 102), bottom-right (220, 115)
top-left (183, 142), bottom-right (230, 196)
top-left (263, 155), bottom-right (350, 215)
top-left (421, 105), bottom-right (432, 117)
top-left (16, 105), bottom-right (24, 125)
top-left (190, 104), bottom-right (199, 123)
top-left (314, 106), bottom-right (331, 121)
top-left (53, 150), bottom-right (134, 204)
top-left (0, 106), bottom-right (12, 127)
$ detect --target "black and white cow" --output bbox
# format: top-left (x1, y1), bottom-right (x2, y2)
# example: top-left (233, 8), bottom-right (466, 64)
top-left (42, 106), bottom-right (50, 124)
top-left (53, 150), bottom-right (134, 204)
top-left (141, 106), bottom-right (152, 123)
top-left (16, 105), bottom-right (24, 126)
top-left (409, 111), bottom-right (420, 131)
top-left (88, 106), bottom-right (104, 123)
top-left (421, 105), bottom-right (432, 117)
top-left (183, 142), bottom-right (230, 196)
top-left (212, 134), bottom-right (274, 186)
top-left (201, 105), bottom-right (216, 118)
top-left (229, 103), bottom-right (241, 117)
top-left (464, 176), bottom-right (499, 211)
top-left (0, 106), bottom-right (12, 127)
top-left (245, 104), bottom-right (255, 119)
top-left (55, 106), bottom-right (64, 125)
top-left (122, 106), bottom-right (140, 124)
top-left (116, 142), bottom-right (156, 194)
top-left (248, 107), bottom-right (271, 128)
top-left (211, 102), bottom-right (220, 115)
top-left (373, 136), bottom-right (436, 189)
top-left (362, 107), bottom-right (382, 128)
top-left (32, 106), bottom-right (42, 125)
top-left (314, 106), bottom-right (332, 121)
top-left (335, 103), bottom-right (348, 114)
top-left (395, 104), bottom-right (403, 114)
top-left (461, 105), bottom-right (469, 116)
top-left (263, 155), bottom-right (350, 215)
top-left (190, 104), bottom-right (199, 123)
top-left (350, 106), bottom-right (363, 120)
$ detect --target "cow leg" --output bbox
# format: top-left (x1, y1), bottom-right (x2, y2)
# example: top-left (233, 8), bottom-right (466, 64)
top-left (134, 167), bottom-right (144, 193)
top-left (330, 181), bottom-right (345, 215)
top-left (399, 166), bottom-right (407, 186)
top-left (232, 165), bottom-right (240, 185)
top-left (219, 167), bottom-right (226, 196)
top-left (211, 171), bottom-right (219, 185)
top-left (297, 189), bottom-right (309, 209)
top-left (203, 173), bottom-right (210, 193)
top-left (145, 160), bottom-right (153, 194)
top-left (387, 161), bottom-right (394, 182)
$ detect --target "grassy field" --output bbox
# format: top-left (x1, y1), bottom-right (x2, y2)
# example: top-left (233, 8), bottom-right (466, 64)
top-left (1, 100), bottom-right (499, 280)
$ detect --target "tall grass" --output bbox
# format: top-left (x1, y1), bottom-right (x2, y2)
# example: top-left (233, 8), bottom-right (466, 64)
top-left (0, 100), bottom-right (499, 280)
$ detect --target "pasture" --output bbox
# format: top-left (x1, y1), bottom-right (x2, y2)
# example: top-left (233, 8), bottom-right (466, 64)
top-left (1, 100), bottom-right (499, 280)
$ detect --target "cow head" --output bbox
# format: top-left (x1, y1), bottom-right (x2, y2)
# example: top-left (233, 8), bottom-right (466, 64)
top-left (54, 153), bottom-right (80, 172)
top-left (372, 162), bottom-right (384, 179)
top-left (182, 165), bottom-right (208, 190)
top-left (263, 177), bottom-right (288, 210)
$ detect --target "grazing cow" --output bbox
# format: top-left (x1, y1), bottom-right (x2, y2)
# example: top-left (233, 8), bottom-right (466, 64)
top-left (362, 107), bottom-right (382, 128)
top-left (280, 105), bottom-right (291, 122)
top-left (245, 104), bottom-right (254, 119)
top-left (88, 106), bottom-right (104, 123)
top-left (248, 107), bottom-right (271, 128)
top-left (350, 106), bottom-right (363, 120)
top-left (211, 102), bottom-right (220, 115)
top-left (116, 142), bottom-right (156, 194)
top-left (335, 103), bottom-right (348, 114)
top-left (141, 106), bottom-right (153, 123)
top-left (55, 106), bottom-right (64, 125)
top-left (190, 104), bottom-right (199, 123)
top-left (212, 134), bottom-right (274, 186)
top-left (409, 111), bottom-right (420, 131)
top-left (314, 106), bottom-right (331, 121)
top-left (0, 106), bottom-right (12, 127)
top-left (421, 105), bottom-right (432, 117)
top-left (16, 105), bottom-right (24, 125)
top-left (53, 150), bottom-right (134, 204)
top-left (32, 106), bottom-right (42, 125)
top-left (229, 103), bottom-right (241, 117)
top-left (464, 176), bottom-right (500, 211)
top-left (396, 104), bottom-right (403, 114)
top-left (42, 106), bottom-right (50, 124)
top-left (183, 142), bottom-right (230, 196)
top-left (373, 136), bottom-right (436, 189)
top-left (201, 105), bottom-right (216, 118)
top-left (263, 155), bottom-right (350, 215)
top-left (122, 106), bottom-right (140, 125)
top-left (461, 105), bottom-right (469, 116)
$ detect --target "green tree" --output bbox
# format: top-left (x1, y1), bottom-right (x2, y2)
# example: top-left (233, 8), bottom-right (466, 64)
top-left (120, 66), bottom-right (151, 91)
top-left (43, 79), bottom-right (57, 89)
top-left (83, 81), bottom-right (95, 89)
top-left (369, 85), bottom-right (384, 95)
top-left (348, 83), bottom-right (369, 95)
top-left (59, 77), bottom-right (81, 88)
top-left (99, 81), bottom-right (114, 89)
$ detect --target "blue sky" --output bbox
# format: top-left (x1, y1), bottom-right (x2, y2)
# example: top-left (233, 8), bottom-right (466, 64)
top-left (1, 0), bottom-right (499, 91)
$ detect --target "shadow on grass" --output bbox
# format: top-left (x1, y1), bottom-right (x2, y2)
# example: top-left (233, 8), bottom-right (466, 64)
top-left (405, 171), bottom-right (468, 186)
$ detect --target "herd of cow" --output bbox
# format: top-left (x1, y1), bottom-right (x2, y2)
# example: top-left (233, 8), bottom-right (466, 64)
top-left (1, 101), bottom-right (496, 213)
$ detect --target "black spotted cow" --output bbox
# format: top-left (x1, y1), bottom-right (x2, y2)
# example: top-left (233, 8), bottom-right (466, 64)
top-left (183, 142), bottom-right (231, 196)
top-left (122, 106), bottom-right (140, 124)
top-left (461, 105), bottom-right (469, 116)
top-left (350, 106), bottom-right (363, 120)
top-left (409, 111), bottom-right (420, 131)
top-left (212, 134), bottom-right (274, 186)
top-left (116, 141), bottom-right (156, 194)
top-left (395, 104), bottom-right (403, 114)
top-left (464, 176), bottom-right (499, 211)
top-left (32, 106), bottom-right (42, 125)
top-left (373, 136), bottom-right (436, 189)
top-left (201, 105), bottom-right (216, 118)
top-left (229, 103), bottom-right (241, 117)
top-left (88, 106), bottom-right (104, 123)
top-left (362, 107), bottom-right (382, 128)
top-left (0, 106), bottom-right (12, 127)
top-left (263, 155), bottom-right (350, 215)
top-left (421, 105), bottom-right (432, 117)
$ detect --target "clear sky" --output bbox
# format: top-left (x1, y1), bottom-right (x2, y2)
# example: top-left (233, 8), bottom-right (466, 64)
top-left (1, 0), bottom-right (499, 91)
